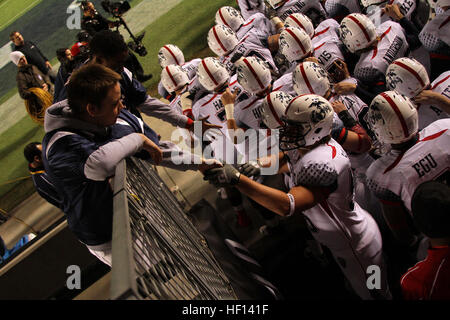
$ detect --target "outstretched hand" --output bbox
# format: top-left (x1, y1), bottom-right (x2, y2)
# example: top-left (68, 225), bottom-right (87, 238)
top-left (203, 164), bottom-right (241, 188)
top-left (139, 134), bottom-right (163, 165)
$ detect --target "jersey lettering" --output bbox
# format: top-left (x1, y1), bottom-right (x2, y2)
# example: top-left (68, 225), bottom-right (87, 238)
top-left (399, 0), bottom-right (415, 16)
top-left (412, 153), bottom-right (438, 178)
top-left (317, 50), bottom-right (332, 65)
top-left (383, 36), bottom-right (404, 64)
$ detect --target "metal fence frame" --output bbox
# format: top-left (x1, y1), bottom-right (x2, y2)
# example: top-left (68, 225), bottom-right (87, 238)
top-left (110, 158), bottom-right (237, 300)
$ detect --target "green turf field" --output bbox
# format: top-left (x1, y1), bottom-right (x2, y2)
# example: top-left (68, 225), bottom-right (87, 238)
top-left (0, 0), bottom-right (236, 213)
top-left (0, 0), bottom-right (42, 32)
top-left (138, 0), bottom-right (236, 94)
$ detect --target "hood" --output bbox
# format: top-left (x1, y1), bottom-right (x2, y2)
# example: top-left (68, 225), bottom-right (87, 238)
top-left (44, 99), bottom-right (110, 138)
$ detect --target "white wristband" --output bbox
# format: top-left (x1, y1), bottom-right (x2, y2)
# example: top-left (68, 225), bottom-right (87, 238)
top-left (271, 17), bottom-right (282, 26)
top-left (224, 103), bottom-right (234, 120)
top-left (180, 92), bottom-right (193, 111)
top-left (286, 193), bottom-right (296, 217)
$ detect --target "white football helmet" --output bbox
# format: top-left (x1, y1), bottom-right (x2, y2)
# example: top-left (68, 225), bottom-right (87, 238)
top-left (279, 27), bottom-right (313, 63)
top-left (158, 44), bottom-right (185, 68)
top-left (280, 94), bottom-right (334, 149)
top-left (293, 62), bottom-right (331, 97)
top-left (215, 6), bottom-right (244, 32)
top-left (261, 91), bottom-right (294, 129)
top-left (284, 13), bottom-right (315, 38)
top-left (368, 91), bottom-right (419, 145)
top-left (339, 13), bottom-right (377, 53)
top-left (196, 57), bottom-right (230, 92)
top-left (207, 24), bottom-right (239, 56)
top-left (386, 58), bottom-right (430, 98)
top-left (235, 56), bottom-right (272, 94)
top-left (160, 65), bottom-right (189, 93)
top-left (267, 0), bottom-right (287, 9)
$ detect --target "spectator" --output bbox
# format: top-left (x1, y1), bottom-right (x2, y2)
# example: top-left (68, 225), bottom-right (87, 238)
top-left (400, 181), bottom-right (450, 300)
top-left (9, 31), bottom-right (56, 83)
top-left (80, 1), bottom-right (152, 83)
top-left (23, 142), bottom-right (62, 210)
top-left (42, 63), bottom-right (219, 266)
top-left (80, 1), bottom-right (120, 37)
top-left (54, 48), bottom-right (76, 103)
top-left (11, 51), bottom-right (53, 124)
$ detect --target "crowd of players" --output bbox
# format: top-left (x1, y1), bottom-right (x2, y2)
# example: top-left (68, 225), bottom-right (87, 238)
top-left (19, 0), bottom-right (450, 300)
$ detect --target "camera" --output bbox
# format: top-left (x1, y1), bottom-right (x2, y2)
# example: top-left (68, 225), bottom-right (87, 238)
top-left (100, 0), bottom-right (148, 56)
top-left (128, 33), bottom-right (147, 56)
top-left (101, 0), bottom-right (131, 17)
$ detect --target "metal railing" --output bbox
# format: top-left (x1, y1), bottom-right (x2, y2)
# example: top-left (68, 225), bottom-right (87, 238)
top-left (110, 157), bottom-right (237, 300)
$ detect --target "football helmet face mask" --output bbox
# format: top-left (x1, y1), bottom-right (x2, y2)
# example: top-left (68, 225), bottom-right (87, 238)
top-left (284, 13), bottom-right (315, 38)
top-left (235, 56), bottom-right (272, 94)
top-left (293, 62), bottom-right (331, 97)
top-left (279, 27), bottom-right (313, 63)
top-left (386, 58), bottom-right (430, 98)
top-left (207, 24), bottom-right (239, 56)
top-left (368, 91), bottom-right (419, 145)
top-left (161, 64), bottom-right (189, 93)
top-left (197, 57), bottom-right (230, 92)
top-left (339, 13), bottom-right (377, 53)
top-left (280, 94), bottom-right (334, 150)
top-left (158, 44), bottom-right (185, 68)
top-left (215, 6), bottom-right (244, 32)
top-left (261, 91), bottom-right (294, 129)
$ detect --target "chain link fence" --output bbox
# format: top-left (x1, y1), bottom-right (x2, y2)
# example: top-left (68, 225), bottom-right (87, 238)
top-left (110, 157), bottom-right (237, 300)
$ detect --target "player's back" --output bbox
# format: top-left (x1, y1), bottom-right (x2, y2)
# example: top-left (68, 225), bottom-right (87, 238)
top-left (286, 139), bottom-right (375, 252)
top-left (355, 21), bottom-right (408, 84)
top-left (366, 118), bottom-right (450, 213)
top-left (417, 71), bottom-right (450, 130)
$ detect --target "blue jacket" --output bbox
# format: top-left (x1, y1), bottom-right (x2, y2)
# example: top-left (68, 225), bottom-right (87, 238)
top-left (42, 100), bottom-right (159, 245)
top-left (29, 164), bottom-right (63, 209)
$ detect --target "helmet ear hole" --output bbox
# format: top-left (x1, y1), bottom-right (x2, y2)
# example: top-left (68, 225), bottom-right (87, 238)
top-left (314, 128), bottom-right (322, 134)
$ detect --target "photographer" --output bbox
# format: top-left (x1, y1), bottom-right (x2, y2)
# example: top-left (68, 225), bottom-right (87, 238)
top-left (80, 1), bottom-right (152, 82)
top-left (81, 1), bottom-right (120, 36)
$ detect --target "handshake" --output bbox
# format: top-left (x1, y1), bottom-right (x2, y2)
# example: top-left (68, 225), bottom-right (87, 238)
top-left (200, 161), bottom-right (261, 188)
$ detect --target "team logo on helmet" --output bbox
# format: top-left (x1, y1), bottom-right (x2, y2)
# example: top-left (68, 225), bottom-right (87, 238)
top-left (310, 100), bottom-right (332, 124)
top-left (367, 100), bottom-right (385, 128)
top-left (339, 21), bottom-right (353, 40)
top-left (386, 70), bottom-right (403, 90)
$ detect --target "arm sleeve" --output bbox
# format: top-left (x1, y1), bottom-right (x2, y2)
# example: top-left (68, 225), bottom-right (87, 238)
top-left (398, 17), bottom-right (422, 51)
top-left (138, 95), bottom-right (190, 128)
top-left (296, 161), bottom-right (339, 196)
top-left (84, 133), bottom-right (143, 181)
top-left (366, 176), bottom-right (402, 204)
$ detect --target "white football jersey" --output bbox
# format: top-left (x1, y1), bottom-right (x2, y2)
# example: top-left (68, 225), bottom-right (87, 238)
top-left (324, 0), bottom-right (362, 20)
top-left (417, 71), bottom-right (450, 130)
top-left (366, 119), bottom-right (450, 213)
top-left (419, 9), bottom-right (450, 53)
top-left (312, 19), bottom-right (346, 71)
top-left (192, 77), bottom-right (248, 162)
top-left (285, 139), bottom-right (380, 257)
top-left (354, 21), bottom-right (408, 84)
top-left (276, 0), bottom-right (327, 24)
top-left (236, 0), bottom-right (265, 20)
top-left (220, 29), bottom-right (278, 75)
top-left (366, 0), bottom-right (416, 26)
top-left (236, 13), bottom-right (275, 41)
